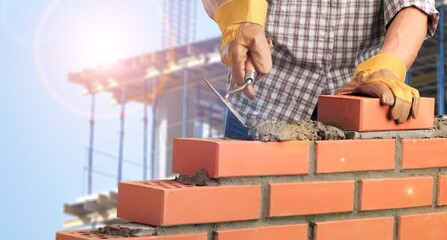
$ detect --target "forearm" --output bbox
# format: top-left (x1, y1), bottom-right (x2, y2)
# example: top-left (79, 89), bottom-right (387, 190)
top-left (378, 7), bottom-right (428, 69)
top-left (201, 0), bottom-right (229, 19)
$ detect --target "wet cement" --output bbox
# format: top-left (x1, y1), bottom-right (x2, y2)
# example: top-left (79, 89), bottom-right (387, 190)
top-left (248, 120), bottom-right (346, 142)
top-left (248, 116), bottom-right (447, 141)
top-left (434, 116), bottom-right (447, 138)
top-left (174, 169), bottom-right (219, 186)
top-left (97, 223), bottom-right (156, 237)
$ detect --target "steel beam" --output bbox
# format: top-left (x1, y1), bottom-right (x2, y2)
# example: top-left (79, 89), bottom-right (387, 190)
top-left (143, 79), bottom-right (149, 180)
top-left (117, 85), bottom-right (126, 185)
top-left (150, 78), bottom-right (158, 180)
top-left (182, 70), bottom-right (189, 137)
top-left (438, 5), bottom-right (445, 115)
top-left (87, 93), bottom-right (95, 194)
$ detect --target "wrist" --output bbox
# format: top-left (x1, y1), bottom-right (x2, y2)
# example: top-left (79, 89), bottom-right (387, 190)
top-left (220, 24), bottom-right (239, 48)
top-left (355, 54), bottom-right (406, 81)
top-left (214, 0), bottom-right (268, 33)
top-left (377, 47), bottom-right (416, 70)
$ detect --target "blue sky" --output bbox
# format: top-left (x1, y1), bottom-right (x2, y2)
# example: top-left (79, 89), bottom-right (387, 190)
top-left (0, 0), bottom-right (219, 239)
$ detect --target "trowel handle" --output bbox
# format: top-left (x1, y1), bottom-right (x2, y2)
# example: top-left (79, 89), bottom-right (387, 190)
top-left (245, 57), bottom-right (257, 84)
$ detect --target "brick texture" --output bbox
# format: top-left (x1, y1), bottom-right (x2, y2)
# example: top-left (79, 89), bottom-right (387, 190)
top-left (172, 138), bottom-right (309, 177)
top-left (360, 177), bottom-right (433, 211)
top-left (58, 134), bottom-right (447, 240)
top-left (56, 230), bottom-right (207, 240)
top-left (317, 95), bottom-right (434, 131)
top-left (438, 176), bottom-right (447, 206)
top-left (314, 217), bottom-right (394, 240)
top-left (398, 212), bottom-right (447, 240)
top-left (215, 224), bottom-right (308, 240)
top-left (316, 139), bottom-right (395, 173)
top-left (268, 181), bottom-right (355, 217)
top-left (401, 138), bottom-right (447, 169)
top-left (117, 180), bottom-right (261, 226)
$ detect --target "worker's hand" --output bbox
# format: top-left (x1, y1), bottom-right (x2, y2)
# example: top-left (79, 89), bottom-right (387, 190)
top-left (214, 0), bottom-right (273, 100)
top-left (335, 54), bottom-right (420, 124)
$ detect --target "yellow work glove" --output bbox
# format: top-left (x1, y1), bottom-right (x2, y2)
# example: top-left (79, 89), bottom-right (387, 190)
top-left (214, 0), bottom-right (273, 100)
top-left (336, 54), bottom-right (420, 124)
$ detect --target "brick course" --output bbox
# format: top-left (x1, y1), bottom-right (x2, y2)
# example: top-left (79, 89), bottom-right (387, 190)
top-left (401, 138), bottom-right (447, 169)
top-left (215, 224), bottom-right (308, 240)
top-left (117, 180), bottom-right (261, 226)
top-left (56, 230), bottom-right (207, 240)
top-left (398, 212), bottom-right (447, 240)
top-left (172, 138), bottom-right (309, 177)
top-left (314, 217), bottom-right (394, 240)
top-left (438, 176), bottom-right (447, 206)
top-left (268, 181), bottom-right (355, 216)
top-left (316, 139), bottom-right (395, 173)
top-left (58, 96), bottom-right (447, 240)
top-left (360, 177), bottom-right (433, 211)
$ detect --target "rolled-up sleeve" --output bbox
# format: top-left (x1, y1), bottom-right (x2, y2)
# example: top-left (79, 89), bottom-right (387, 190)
top-left (384, 0), bottom-right (439, 36)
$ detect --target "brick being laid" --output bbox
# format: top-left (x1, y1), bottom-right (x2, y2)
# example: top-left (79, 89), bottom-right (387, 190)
top-left (360, 177), bottom-right (433, 211)
top-left (317, 95), bottom-right (434, 131)
top-left (268, 180), bottom-right (355, 217)
top-left (398, 212), bottom-right (447, 240)
top-left (117, 180), bottom-right (261, 226)
top-left (316, 139), bottom-right (395, 173)
top-left (172, 138), bottom-right (309, 177)
top-left (215, 224), bottom-right (308, 240)
top-left (401, 138), bottom-right (447, 169)
top-left (314, 217), bottom-right (394, 240)
top-left (56, 229), bottom-right (207, 240)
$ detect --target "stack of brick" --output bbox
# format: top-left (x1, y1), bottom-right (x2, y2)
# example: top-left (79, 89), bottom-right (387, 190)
top-left (57, 96), bottom-right (447, 240)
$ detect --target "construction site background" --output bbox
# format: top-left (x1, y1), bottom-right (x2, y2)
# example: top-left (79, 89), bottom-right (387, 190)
top-left (1, 1), bottom-right (447, 240)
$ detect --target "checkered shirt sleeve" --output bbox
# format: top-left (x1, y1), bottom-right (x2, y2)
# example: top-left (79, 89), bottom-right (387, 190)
top-left (384, 0), bottom-right (439, 36)
top-left (227, 0), bottom-right (439, 123)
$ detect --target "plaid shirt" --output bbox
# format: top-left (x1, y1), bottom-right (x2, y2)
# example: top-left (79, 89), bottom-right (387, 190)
top-left (228, 0), bottom-right (439, 123)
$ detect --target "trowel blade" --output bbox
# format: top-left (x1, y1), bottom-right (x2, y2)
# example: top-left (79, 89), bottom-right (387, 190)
top-left (201, 77), bottom-right (248, 128)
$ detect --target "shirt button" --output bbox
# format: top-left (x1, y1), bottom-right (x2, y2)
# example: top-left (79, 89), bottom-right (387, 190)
top-left (319, 69), bottom-right (325, 75)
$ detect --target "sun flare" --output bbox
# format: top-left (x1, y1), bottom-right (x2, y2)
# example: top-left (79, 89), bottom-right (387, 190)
top-left (82, 27), bottom-right (126, 65)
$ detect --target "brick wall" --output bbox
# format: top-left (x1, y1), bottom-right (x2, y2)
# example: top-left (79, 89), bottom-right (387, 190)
top-left (56, 96), bottom-right (447, 240)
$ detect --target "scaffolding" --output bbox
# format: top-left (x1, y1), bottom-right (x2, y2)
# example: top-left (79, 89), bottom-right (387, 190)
top-left (409, 0), bottom-right (446, 114)
top-left (162, 0), bottom-right (197, 48)
top-left (64, 37), bottom-right (226, 229)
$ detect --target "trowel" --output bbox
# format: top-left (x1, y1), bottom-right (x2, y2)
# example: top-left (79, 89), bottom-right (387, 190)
top-left (201, 76), bottom-right (249, 128)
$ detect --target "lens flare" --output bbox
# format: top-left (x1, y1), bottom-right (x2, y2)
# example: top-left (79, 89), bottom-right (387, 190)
top-left (81, 28), bottom-right (125, 65)
top-left (34, 0), bottom-right (163, 118)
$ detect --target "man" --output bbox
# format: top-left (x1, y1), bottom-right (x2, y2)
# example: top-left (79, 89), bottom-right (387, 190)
top-left (202, 0), bottom-right (439, 139)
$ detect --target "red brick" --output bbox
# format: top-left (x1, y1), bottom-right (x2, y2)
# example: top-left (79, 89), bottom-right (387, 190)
top-left (56, 229), bottom-right (207, 240)
top-left (398, 212), bottom-right (447, 240)
top-left (316, 139), bottom-right (395, 173)
top-left (402, 138), bottom-right (447, 169)
top-left (317, 95), bottom-right (434, 131)
top-left (215, 224), bottom-right (308, 240)
top-left (172, 138), bottom-right (309, 177)
top-left (117, 180), bottom-right (261, 226)
top-left (438, 176), bottom-right (447, 206)
top-left (360, 177), bottom-right (433, 211)
top-left (314, 217), bottom-right (394, 240)
top-left (268, 181), bottom-right (354, 217)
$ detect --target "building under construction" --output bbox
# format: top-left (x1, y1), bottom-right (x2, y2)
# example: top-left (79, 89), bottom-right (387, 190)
top-left (62, 0), bottom-right (447, 230)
